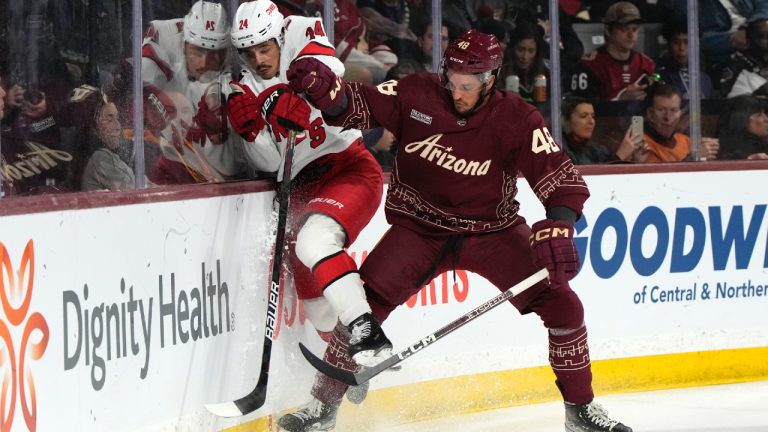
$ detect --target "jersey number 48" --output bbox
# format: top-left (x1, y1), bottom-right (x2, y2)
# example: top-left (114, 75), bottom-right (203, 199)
top-left (531, 127), bottom-right (560, 154)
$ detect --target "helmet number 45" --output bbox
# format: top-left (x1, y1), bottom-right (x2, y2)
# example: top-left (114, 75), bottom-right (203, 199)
top-left (531, 127), bottom-right (560, 154)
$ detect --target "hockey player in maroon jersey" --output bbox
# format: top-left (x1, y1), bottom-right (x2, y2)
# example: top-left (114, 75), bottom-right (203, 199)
top-left (279, 29), bottom-right (634, 431)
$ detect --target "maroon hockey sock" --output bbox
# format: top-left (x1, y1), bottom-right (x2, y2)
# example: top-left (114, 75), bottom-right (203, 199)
top-left (548, 325), bottom-right (594, 404)
top-left (310, 321), bottom-right (359, 403)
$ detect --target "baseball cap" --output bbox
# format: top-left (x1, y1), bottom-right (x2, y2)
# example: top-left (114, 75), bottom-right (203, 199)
top-left (603, 2), bottom-right (642, 24)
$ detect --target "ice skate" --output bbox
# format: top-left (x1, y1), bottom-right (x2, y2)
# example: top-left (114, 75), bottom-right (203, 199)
top-left (347, 313), bottom-right (393, 367)
top-left (278, 397), bottom-right (341, 432)
top-left (565, 401), bottom-right (632, 432)
top-left (345, 380), bottom-right (369, 404)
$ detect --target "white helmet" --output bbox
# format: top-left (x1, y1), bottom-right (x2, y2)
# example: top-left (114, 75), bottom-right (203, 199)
top-left (231, 0), bottom-right (285, 49)
top-left (184, 1), bottom-right (230, 50)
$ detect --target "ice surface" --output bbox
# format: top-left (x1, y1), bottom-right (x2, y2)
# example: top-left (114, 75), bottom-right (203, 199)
top-left (358, 381), bottom-right (768, 432)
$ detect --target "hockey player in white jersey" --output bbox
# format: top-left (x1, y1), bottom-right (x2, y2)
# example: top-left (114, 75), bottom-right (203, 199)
top-left (141, 0), bottom-right (244, 183)
top-left (226, 1), bottom-right (390, 430)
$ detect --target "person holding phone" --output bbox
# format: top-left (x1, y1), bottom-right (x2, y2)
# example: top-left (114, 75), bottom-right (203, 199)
top-left (569, 2), bottom-right (656, 101)
top-left (561, 96), bottom-right (648, 164)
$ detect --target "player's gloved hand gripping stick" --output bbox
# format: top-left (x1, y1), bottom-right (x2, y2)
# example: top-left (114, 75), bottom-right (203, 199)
top-left (299, 267), bottom-right (550, 386)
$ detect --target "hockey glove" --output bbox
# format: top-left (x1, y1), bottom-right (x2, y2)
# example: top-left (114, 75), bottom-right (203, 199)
top-left (530, 219), bottom-right (579, 287)
top-left (226, 81), bottom-right (264, 142)
top-left (189, 83), bottom-right (226, 145)
top-left (143, 86), bottom-right (177, 135)
top-left (287, 57), bottom-right (346, 114)
top-left (256, 83), bottom-right (312, 135)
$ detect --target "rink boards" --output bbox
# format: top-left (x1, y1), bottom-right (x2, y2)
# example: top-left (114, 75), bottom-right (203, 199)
top-left (0, 169), bottom-right (766, 431)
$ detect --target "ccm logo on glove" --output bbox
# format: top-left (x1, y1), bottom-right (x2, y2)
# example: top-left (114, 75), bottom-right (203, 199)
top-left (529, 219), bottom-right (579, 287)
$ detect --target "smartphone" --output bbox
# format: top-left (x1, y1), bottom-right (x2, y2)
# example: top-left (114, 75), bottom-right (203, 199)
top-left (634, 73), bottom-right (650, 87)
top-left (631, 116), bottom-right (644, 138)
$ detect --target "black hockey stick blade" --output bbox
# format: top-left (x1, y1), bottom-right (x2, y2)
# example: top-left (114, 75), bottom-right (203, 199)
top-left (299, 268), bottom-right (549, 386)
top-left (205, 130), bottom-right (299, 417)
top-left (205, 347), bottom-right (270, 417)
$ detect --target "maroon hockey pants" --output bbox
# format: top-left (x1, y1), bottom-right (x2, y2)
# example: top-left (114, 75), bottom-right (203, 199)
top-left (361, 223), bottom-right (593, 404)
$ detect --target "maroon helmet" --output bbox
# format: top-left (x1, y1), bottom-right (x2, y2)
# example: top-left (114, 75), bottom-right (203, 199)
top-left (442, 29), bottom-right (503, 75)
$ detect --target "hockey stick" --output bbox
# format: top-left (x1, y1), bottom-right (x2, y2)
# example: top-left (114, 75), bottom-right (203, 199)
top-left (206, 129), bottom-right (299, 417)
top-left (299, 267), bottom-right (549, 386)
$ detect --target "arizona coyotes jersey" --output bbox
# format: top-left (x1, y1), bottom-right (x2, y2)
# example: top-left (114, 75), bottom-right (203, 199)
top-left (328, 74), bottom-right (590, 236)
top-left (141, 19), bottom-right (243, 180)
top-left (239, 15), bottom-right (363, 181)
top-left (575, 46), bottom-right (656, 100)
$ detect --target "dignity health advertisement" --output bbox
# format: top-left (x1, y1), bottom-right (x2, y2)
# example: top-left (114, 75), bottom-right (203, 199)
top-left (0, 169), bottom-right (766, 431)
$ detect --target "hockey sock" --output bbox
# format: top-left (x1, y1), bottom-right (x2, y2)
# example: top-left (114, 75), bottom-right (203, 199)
top-left (310, 321), bottom-right (358, 403)
top-left (548, 325), bottom-right (594, 404)
top-left (316, 251), bottom-right (372, 325)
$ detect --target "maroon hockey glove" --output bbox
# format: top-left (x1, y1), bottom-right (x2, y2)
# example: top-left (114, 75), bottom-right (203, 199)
top-left (287, 57), bottom-right (346, 113)
top-left (226, 81), bottom-right (264, 141)
top-left (530, 219), bottom-right (579, 287)
top-left (255, 83), bottom-right (312, 135)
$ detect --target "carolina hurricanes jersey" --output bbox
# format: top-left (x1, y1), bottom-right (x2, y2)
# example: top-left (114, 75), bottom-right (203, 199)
top-left (574, 46), bottom-right (656, 100)
top-left (327, 74), bottom-right (590, 236)
top-left (141, 19), bottom-right (243, 180)
top-left (238, 15), bottom-right (363, 181)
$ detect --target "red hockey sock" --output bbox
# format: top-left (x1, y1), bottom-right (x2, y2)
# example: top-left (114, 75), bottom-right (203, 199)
top-left (312, 251), bottom-right (358, 291)
top-left (310, 321), bottom-right (359, 403)
top-left (549, 325), bottom-right (594, 404)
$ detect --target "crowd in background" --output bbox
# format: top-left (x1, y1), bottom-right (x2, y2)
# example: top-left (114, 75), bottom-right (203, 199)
top-left (2, 0), bottom-right (768, 198)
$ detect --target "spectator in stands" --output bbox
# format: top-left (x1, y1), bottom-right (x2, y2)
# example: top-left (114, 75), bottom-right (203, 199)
top-left (332, 0), bottom-right (391, 84)
top-left (561, 96), bottom-right (647, 164)
top-left (442, 0), bottom-right (478, 38)
top-left (0, 76), bottom-right (71, 195)
top-left (720, 18), bottom-right (768, 98)
top-left (403, 15), bottom-right (449, 72)
top-left (572, 1), bottom-right (656, 101)
top-left (385, 58), bottom-right (426, 81)
top-left (358, 0), bottom-right (417, 53)
top-left (643, 84), bottom-right (720, 162)
top-left (700, 0), bottom-right (768, 65)
top-left (717, 94), bottom-right (768, 159)
top-left (656, 20), bottom-right (718, 100)
top-left (362, 127), bottom-right (395, 170)
top-left (67, 85), bottom-right (136, 191)
top-left (503, 21), bottom-right (549, 104)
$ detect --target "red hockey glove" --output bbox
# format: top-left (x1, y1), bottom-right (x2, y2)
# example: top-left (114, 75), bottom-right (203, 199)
top-left (287, 57), bottom-right (346, 113)
top-left (226, 81), bottom-right (264, 142)
top-left (189, 84), bottom-right (226, 145)
top-left (255, 83), bottom-right (311, 135)
top-left (143, 86), bottom-right (177, 135)
top-left (530, 219), bottom-right (579, 287)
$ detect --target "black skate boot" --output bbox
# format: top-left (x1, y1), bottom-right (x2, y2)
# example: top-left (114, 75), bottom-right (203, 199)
top-left (278, 397), bottom-right (341, 432)
top-left (347, 313), bottom-right (393, 367)
top-left (565, 401), bottom-right (633, 432)
top-left (345, 381), bottom-right (369, 404)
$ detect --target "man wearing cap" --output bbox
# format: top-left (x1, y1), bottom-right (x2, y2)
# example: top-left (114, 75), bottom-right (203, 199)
top-left (570, 1), bottom-right (656, 101)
